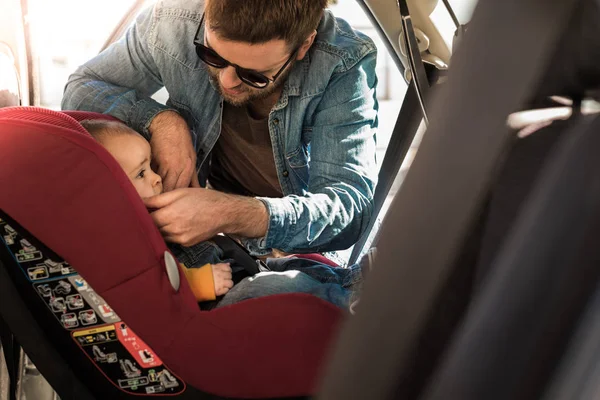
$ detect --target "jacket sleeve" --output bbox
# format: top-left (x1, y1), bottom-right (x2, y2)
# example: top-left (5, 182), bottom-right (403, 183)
top-left (61, 4), bottom-right (175, 137)
top-left (247, 52), bottom-right (379, 254)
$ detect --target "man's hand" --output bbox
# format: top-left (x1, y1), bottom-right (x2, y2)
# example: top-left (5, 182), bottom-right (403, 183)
top-left (144, 188), bottom-right (269, 246)
top-left (148, 110), bottom-right (200, 191)
top-left (211, 263), bottom-right (233, 296)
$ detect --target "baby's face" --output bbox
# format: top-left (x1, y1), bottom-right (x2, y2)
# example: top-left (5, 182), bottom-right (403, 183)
top-left (101, 133), bottom-right (163, 198)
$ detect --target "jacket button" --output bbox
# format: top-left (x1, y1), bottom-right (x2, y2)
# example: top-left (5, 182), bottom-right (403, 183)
top-left (273, 118), bottom-right (279, 125)
top-left (283, 170), bottom-right (289, 177)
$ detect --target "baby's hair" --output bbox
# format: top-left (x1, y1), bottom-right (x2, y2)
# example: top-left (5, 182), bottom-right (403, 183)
top-left (80, 119), bottom-right (140, 143)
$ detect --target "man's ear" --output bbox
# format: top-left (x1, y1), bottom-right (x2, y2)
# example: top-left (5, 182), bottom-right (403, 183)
top-left (296, 30), bottom-right (317, 60)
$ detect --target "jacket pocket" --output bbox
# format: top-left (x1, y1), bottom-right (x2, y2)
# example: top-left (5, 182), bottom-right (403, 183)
top-left (286, 146), bottom-right (310, 187)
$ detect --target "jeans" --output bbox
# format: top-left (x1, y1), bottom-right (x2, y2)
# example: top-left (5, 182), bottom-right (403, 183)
top-left (170, 241), bottom-right (362, 309)
top-left (216, 257), bottom-right (362, 309)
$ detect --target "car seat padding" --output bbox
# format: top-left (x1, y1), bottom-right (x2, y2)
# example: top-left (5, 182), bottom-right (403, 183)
top-left (0, 107), bottom-right (342, 398)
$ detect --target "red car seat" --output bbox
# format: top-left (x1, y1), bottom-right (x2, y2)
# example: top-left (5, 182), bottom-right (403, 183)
top-left (0, 106), bottom-right (343, 399)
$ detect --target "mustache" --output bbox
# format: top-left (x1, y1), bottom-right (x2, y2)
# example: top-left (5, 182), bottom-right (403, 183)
top-left (207, 69), bottom-right (246, 93)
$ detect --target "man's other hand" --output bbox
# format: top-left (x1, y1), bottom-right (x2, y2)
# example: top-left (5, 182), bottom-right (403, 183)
top-left (148, 110), bottom-right (200, 191)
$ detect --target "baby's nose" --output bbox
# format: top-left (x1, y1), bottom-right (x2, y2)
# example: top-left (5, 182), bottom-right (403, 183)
top-left (153, 173), bottom-right (162, 188)
top-left (154, 179), bottom-right (163, 195)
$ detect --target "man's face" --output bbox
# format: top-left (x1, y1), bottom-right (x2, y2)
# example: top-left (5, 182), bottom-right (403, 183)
top-left (204, 27), bottom-right (296, 106)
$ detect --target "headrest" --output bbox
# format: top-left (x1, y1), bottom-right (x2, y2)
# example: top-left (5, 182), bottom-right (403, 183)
top-left (0, 106), bottom-right (90, 134)
top-left (0, 106), bottom-right (176, 297)
top-left (531, 0), bottom-right (600, 102)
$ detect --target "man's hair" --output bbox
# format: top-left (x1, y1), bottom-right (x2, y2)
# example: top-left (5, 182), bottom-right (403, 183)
top-left (80, 119), bottom-right (139, 143)
top-left (205, 0), bottom-right (330, 49)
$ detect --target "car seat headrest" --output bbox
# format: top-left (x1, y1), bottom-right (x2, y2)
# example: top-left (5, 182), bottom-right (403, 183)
top-left (530, 0), bottom-right (600, 103)
top-left (0, 107), bottom-right (170, 294)
top-left (0, 106), bottom-right (91, 134)
top-left (61, 110), bottom-right (121, 124)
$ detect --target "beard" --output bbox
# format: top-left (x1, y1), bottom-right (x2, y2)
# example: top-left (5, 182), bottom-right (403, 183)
top-left (207, 64), bottom-right (293, 107)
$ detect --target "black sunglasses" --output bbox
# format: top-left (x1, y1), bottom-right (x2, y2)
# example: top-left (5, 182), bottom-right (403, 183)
top-left (193, 13), bottom-right (298, 89)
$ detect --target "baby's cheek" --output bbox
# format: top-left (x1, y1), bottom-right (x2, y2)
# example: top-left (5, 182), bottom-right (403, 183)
top-left (132, 181), bottom-right (150, 198)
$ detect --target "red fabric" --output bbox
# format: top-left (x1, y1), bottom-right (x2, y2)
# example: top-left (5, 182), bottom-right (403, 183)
top-left (61, 110), bottom-right (121, 123)
top-left (294, 253), bottom-right (340, 268)
top-left (0, 106), bottom-right (90, 135)
top-left (0, 107), bottom-right (342, 398)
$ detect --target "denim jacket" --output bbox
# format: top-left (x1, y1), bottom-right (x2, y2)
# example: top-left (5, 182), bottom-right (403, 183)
top-left (62, 0), bottom-right (379, 254)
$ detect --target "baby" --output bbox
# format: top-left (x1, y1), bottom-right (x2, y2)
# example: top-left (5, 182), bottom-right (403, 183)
top-left (80, 119), bottom-right (233, 301)
top-left (80, 119), bottom-right (361, 310)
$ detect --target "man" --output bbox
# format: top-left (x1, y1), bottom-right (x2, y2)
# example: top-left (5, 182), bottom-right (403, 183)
top-left (62, 0), bottom-right (379, 255)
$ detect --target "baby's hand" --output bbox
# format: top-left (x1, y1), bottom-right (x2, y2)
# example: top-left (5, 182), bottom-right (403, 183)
top-left (212, 263), bottom-right (233, 296)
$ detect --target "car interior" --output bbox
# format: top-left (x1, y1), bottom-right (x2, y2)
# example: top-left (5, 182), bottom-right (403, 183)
top-left (1, 0), bottom-right (600, 399)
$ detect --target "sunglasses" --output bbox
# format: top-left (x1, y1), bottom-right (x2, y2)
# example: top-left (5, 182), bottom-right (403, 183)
top-left (193, 13), bottom-right (298, 89)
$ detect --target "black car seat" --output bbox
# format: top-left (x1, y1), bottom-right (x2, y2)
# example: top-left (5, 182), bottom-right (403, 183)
top-left (318, 0), bottom-right (600, 398)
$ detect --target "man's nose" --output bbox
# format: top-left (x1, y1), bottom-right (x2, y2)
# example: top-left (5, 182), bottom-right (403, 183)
top-left (220, 66), bottom-right (242, 89)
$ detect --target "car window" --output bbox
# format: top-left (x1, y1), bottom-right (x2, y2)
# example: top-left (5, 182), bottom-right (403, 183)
top-left (28, 0), bottom-right (138, 109)
top-left (430, 0), bottom-right (479, 50)
top-left (346, 0), bottom-right (480, 261)
top-left (0, 44), bottom-right (21, 107)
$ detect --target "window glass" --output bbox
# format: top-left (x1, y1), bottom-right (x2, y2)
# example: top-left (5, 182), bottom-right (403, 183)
top-left (28, 0), bottom-right (138, 109)
top-left (430, 0), bottom-right (479, 50)
top-left (326, 0), bottom-right (407, 261)
top-left (0, 45), bottom-right (21, 107)
top-left (332, 0), bottom-right (479, 260)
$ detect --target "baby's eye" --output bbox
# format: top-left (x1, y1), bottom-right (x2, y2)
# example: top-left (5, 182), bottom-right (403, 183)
top-left (137, 169), bottom-right (146, 179)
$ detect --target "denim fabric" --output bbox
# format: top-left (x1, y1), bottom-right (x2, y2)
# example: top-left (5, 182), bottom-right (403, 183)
top-left (169, 240), bottom-right (225, 266)
top-left (266, 257), bottom-right (361, 289)
top-left (169, 241), bottom-right (247, 279)
top-left (216, 258), bottom-right (362, 309)
top-left (62, 0), bottom-right (379, 254)
top-left (170, 240), bottom-right (361, 309)
top-left (216, 270), bottom-right (352, 309)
